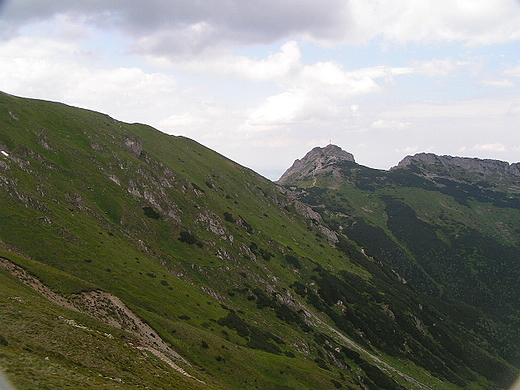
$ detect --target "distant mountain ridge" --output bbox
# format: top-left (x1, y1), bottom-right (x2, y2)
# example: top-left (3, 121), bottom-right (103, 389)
top-left (395, 152), bottom-right (520, 176)
top-left (279, 145), bottom-right (520, 189)
top-left (394, 153), bottom-right (520, 193)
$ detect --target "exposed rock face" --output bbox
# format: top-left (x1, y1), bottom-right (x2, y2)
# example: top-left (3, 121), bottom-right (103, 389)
top-left (394, 153), bottom-right (520, 179)
top-left (124, 136), bottom-right (143, 157)
top-left (278, 145), bottom-right (355, 185)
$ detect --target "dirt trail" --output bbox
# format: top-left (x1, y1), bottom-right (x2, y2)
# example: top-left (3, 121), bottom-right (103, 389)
top-left (0, 256), bottom-right (77, 312)
top-left (0, 255), bottom-right (203, 383)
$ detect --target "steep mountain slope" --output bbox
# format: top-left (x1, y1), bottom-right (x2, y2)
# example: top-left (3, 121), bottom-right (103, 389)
top-left (0, 92), bottom-right (518, 389)
top-left (279, 145), bottom-right (520, 381)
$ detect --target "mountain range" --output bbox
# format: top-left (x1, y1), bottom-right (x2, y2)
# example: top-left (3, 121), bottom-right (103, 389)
top-left (0, 91), bottom-right (518, 390)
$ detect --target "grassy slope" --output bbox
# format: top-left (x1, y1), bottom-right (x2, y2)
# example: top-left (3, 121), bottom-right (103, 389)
top-left (0, 249), bottom-right (209, 390)
top-left (285, 160), bottom-right (520, 380)
top-left (0, 92), bottom-right (517, 389)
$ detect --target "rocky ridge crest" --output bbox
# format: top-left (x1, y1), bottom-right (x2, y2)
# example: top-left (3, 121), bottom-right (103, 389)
top-left (395, 153), bottom-right (520, 177)
top-left (278, 144), bottom-right (355, 185)
top-left (394, 153), bottom-right (520, 192)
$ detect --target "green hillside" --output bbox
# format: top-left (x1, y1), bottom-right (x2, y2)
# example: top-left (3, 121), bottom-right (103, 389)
top-left (0, 92), bottom-right (518, 389)
top-left (279, 145), bottom-right (520, 387)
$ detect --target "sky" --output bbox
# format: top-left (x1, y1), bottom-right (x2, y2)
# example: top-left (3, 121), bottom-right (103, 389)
top-left (0, 0), bottom-right (519, 180)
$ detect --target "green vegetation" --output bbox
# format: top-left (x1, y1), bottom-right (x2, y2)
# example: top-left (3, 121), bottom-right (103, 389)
top-left (0, 91), bottom-right (518, 389)
top-left (282, 146), bottom-right (520, 389)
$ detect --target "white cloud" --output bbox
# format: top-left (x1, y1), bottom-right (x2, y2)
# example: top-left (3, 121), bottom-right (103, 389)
top-left (503, 62), bottom-right (520, 77)
top-left (301, 61), bottom-right (351, 85)
top-left (154, 41), bottom-right (411, 93)
top-left (158, 101), bottom-right (236, 139)
top-left (233, 41), bottom-right (302, 81)
top-left (394, 146), bottom-right (420, 155)
top-left (179, 41), bottom-right (415, 134)
top-left (1, 0), bottom-right (348, 55)
top-left (413, 58), bottom-right (464, 76)
top-left (251, 135), bottom-right (296, 149)
top-left (0, 34), bottom-right (79, 61)
top-left (3, 0), bottom-right (520, 60)
top-left (1, 0), bottom-right (520, 177)
top-left (242, 90), bottom-right (310, 132)
top-left (347, 0), bottom-right (520, 46)
top-left (346, 65), bottom-right (413, 83)
top-left (306, 138), bottom-right (334, 148)
top-left (159, 112), bottom-right (203, 130)
top-left (251, 92), bottom-right (304, 124)
top-left (372, 119), bottom-right (411, 131)
top-left (470, 143), bottom-right (508, 152)
top-left (163, 40), bottom-right (303, 81)
top-left (298, 63), bottom-right (405, 95)
top-left (378, 97), bottom-right (520, 119)
top-left (479, 78), bottom-right (515, 88)
top-left (0, 35), bottom-right (181, 124)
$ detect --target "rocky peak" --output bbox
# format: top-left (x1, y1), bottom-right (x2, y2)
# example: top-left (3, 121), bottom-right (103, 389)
top-left (277, 145), bottom-right (355, 185)
top-left (394, 152), bottom-right (520, 182)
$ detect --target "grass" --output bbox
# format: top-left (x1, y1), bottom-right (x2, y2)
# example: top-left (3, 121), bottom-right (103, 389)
top-left (1, 91), bottom-right (518, 389)
top-left (0, 267), bottom-right (210, 390)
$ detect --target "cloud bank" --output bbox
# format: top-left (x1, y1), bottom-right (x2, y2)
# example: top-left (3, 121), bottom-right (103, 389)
top-left (1, 0), bottom-right (519, 178)
top-left (4, 0), bottom-right (520, 53)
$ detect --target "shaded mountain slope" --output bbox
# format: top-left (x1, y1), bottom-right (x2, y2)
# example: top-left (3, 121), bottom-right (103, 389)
top-left (0, 92), bottom-right (518, 389)
top-left (279, 145), bottom-right (520, 376)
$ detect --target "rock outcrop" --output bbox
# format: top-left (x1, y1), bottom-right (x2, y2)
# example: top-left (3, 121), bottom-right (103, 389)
top-left (278, 145), bottom-right (355, 185)
top-left (394, 153), bottom-right (520, 193)
top-left (395, 153), bottom-right (520, 178)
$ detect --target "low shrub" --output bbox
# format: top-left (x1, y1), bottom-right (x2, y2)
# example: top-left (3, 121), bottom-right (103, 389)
top-left (178, 231), bottom-right (197, 244)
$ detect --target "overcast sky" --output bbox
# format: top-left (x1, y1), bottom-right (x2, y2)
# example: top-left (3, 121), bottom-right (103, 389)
top-left (1, 0), bottom-right (519, 179)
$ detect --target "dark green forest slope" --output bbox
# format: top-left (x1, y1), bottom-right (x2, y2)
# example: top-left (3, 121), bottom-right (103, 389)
top-left (279, 145), bottom-right (520, 387)
top-left (0, 92), bottom-right (518, 389)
